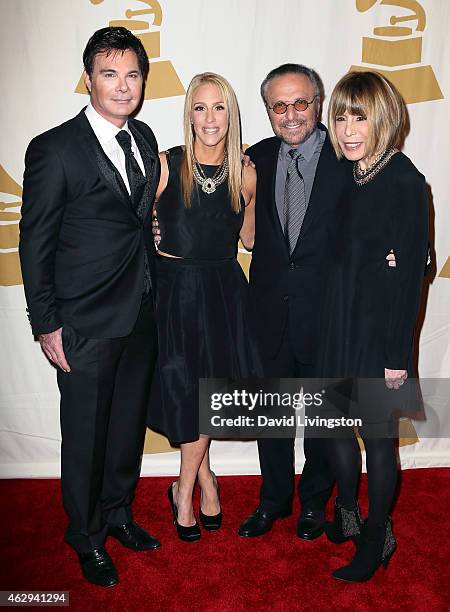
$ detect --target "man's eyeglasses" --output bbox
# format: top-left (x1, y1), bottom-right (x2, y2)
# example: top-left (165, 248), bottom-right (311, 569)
top-left (267, 95), bottom-right (319, 114)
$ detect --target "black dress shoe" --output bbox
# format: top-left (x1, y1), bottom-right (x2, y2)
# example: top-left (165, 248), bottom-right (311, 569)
top-left (168, 482), bottom-right (201, 542)
top-left (238, 508), bottom-right (290, 538)
top-left (78, 547), bottom-right (118, 588)
top-left (109, 521), bottom-right (161, 551)
top-left (296, 509), bottom-right (325, 540)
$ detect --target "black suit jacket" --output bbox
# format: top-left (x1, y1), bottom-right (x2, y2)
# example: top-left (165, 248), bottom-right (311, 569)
top-left (19, 110), bottom-right (160, 338)
top-left (248, 125), bottom-right (348, 363)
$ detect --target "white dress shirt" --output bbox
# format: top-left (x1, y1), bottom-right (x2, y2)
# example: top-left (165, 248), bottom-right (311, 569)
top-left (84, 102), bottom-right (146, 195)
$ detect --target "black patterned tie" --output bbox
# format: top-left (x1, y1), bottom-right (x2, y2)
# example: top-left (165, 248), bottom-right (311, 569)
top-left (283, 148), bottom-right (306, 254)
top-left (116, 130), bottom-right (146, 209)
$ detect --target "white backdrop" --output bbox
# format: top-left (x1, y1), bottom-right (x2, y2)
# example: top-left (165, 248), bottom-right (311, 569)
top-left (1, 0), bottom-right (449, 478)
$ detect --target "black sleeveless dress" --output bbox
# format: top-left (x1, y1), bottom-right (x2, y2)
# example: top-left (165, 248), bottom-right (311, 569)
top-left (148, 146), bottom-right (261, 444)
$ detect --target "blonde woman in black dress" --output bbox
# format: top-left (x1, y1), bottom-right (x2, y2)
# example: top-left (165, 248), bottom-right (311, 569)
top-left (148, 73), bottom-right (259, 541)
top-left (319, 71), bottom-right (428, 581)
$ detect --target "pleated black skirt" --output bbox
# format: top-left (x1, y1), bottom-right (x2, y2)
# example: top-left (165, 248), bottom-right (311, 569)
top-left (148, 256), bottom-right (262, 444)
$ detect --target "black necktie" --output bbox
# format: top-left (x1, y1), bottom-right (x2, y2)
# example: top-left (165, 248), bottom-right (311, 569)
top-left (115, 130), bottom-right (146, 209)
top-left (283, 148), bottom-right (307, 254)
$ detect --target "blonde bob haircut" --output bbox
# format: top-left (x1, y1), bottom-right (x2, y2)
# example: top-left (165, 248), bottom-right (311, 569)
top-left (327, 71), bottom-right (407, 161)
top-left (180, 72), bottom-right (242, 213)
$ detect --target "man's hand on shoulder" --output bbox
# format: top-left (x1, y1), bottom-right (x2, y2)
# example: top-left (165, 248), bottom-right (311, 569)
top-left (241, 152), bottom-right (255, 169)
top-left (386, 249), bottom-right (396, 267)
top-left (39, 328), bottom-right (71, 372)
top-left (152, 208), bottom-right (161, 245)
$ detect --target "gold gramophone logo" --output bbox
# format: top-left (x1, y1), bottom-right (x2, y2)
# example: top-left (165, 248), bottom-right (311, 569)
top-left (351, 0), bottom-right (443, 104)
top-left (0, 165), bottom-right (22, 286)
top-left (75, 0), bottom-right (185, 100)
top-left (439, 257), bottom-right (450, 279)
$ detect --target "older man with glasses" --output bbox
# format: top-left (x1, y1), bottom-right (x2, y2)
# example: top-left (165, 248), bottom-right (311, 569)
top-left (238, 63), bottom-right (342, 540)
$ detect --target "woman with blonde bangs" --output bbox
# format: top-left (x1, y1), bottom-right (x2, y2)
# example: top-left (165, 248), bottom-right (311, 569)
top-left (317, 71), bottom-right (428, 581)
top-left (148, 72), bottom-right (260, 542)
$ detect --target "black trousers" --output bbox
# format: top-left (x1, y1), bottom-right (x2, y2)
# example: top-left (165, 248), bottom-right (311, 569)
top-left (257, 326), bottom-right (334, 515)
top-left (57, 294), bottom-right (158, 553)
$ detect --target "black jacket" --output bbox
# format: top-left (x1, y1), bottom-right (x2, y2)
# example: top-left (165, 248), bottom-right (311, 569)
top-left (248, 126), bottom-right (347, 363)
top-left (19, 110), bottom-right (160, 338)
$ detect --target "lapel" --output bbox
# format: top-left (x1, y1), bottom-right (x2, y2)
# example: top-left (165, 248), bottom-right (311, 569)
top-left (74, 111), bottom-right (135, 215)
top-left (264, 138), bottom-right (288, 252)
top-left (291, 127), bottom-right (337, 254)
top-left (128, 120), bottom-right (160, 224)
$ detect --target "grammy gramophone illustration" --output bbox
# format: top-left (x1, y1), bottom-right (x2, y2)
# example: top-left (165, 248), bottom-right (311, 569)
top-left (76, 0), bottom-right (185, 100)
top-left (0, 165), bottom-right (22, 286)
top-left (351, 0), bottom-right (443, 104)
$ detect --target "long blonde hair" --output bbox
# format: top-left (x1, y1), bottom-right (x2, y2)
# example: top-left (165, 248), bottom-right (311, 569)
top-left (181, 72), bottom-right (242, 213)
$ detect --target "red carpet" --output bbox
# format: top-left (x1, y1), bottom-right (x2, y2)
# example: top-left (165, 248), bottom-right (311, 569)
top-left (1, 469), bottom-right (449, 611)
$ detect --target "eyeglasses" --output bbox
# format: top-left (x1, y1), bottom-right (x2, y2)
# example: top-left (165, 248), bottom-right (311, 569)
top-left (267, 95), bottom-right (319, 114)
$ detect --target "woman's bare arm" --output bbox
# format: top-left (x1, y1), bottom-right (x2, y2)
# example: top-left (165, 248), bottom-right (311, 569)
top-left (240, 164), bottom-right (256, 251)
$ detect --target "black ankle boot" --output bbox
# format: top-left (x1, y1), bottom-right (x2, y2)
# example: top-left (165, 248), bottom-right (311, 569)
top-left (325, 499), bottom-right (362, 544)
top-left (333, 518), bottom-right (396, 582)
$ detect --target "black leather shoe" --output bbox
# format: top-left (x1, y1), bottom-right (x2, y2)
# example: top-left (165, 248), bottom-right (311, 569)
top-left (238, 508), bottom-right (290, 538)
top-left (78, 547), bottom-right (118, 588)
top-left (109, 521), bottom-right (161, 551)
top-left (296, 509), bottom-right (325, 540)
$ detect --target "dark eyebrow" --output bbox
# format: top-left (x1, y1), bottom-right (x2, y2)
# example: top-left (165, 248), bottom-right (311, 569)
top-left (99, 69), bottom-right (141, 75)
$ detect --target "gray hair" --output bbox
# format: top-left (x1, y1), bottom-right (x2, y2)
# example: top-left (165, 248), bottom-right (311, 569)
top-left (260, 63), bottom-right (324, 103)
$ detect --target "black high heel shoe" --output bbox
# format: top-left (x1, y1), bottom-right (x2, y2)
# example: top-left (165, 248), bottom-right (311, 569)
top-left (199, 472), bottom-right (222, 531)
top-left (167, 482), bottom-right (201, 542)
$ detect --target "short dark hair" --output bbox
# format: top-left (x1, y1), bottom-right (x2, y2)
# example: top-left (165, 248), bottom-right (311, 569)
top-left (83, 27), bottom-right (149, 79)
top-left (260, 63), bottom-right (324, 103)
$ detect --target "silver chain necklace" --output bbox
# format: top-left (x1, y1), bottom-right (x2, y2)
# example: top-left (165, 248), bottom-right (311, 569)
top-left (192, 152), bottom-right (229, 194)
top-left (353, 147), bottom-right (398, 186)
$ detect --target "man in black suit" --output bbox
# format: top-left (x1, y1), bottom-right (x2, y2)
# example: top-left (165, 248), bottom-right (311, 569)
top-left (238, 64), bottom-right (342, 540)
top-left (19, 27), bottom-right (161, 587)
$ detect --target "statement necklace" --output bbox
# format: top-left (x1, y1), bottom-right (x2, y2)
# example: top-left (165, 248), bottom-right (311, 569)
top-left (353, 147), bottom-right (398, 186)
top-left (193, 152), bottom-right (229, 194)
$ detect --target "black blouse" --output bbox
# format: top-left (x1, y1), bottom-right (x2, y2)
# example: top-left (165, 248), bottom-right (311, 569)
top-left (318, 151), bottom-right (429, 377)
